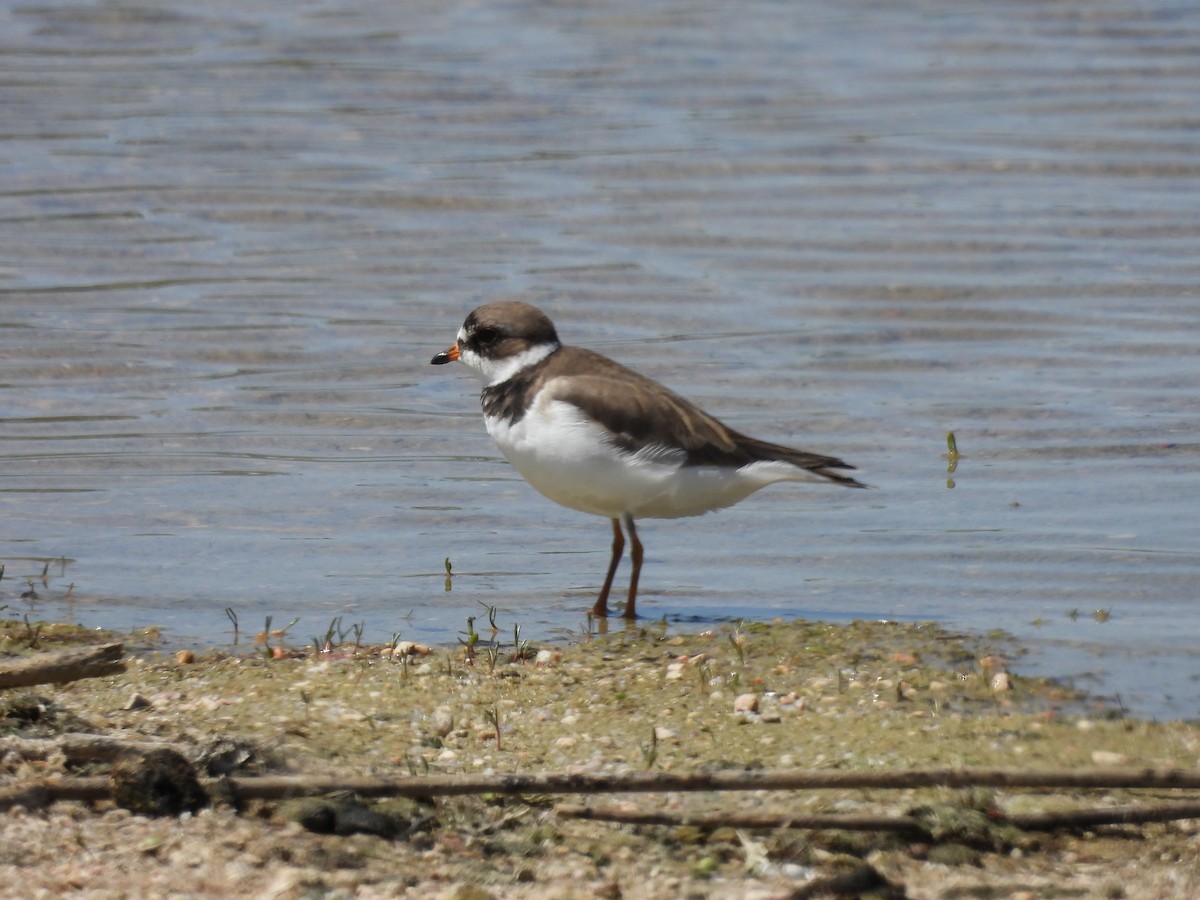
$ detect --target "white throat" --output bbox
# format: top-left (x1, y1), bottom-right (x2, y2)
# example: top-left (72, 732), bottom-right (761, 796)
top-left (460, 336), bottom-right (559, 386)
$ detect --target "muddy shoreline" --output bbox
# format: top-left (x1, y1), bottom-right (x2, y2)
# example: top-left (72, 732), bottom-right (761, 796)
top-left (2, 616), bottom-right (1197, 898)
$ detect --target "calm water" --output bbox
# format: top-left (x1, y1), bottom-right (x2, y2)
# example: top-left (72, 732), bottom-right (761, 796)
top-left (2, 0), bottom-right (1197, 718)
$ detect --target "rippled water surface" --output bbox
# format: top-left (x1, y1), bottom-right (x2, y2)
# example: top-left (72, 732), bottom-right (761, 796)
top-left (3, 0), bottom-right (1198, 717)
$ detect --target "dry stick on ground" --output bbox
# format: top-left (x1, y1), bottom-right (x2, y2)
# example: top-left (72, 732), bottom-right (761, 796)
top-left (2, 766), bottom-right (1199, 815)
top-left (0, 733), bottom-right (187, 765)
top-left (226, 766), bottom-right (1200, 795)
top-left (555, 800), bottom-right (1200, 833)
top-left (556, 805), bottom-right (930, 835)
top-left (0, 643), bottom-right (125, 689)
top-left (116, 766), bottom-right (1200, 799)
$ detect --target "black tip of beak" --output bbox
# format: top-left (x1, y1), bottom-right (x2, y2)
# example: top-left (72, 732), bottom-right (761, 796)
top-left (431, 352), bottom-right (450, 365)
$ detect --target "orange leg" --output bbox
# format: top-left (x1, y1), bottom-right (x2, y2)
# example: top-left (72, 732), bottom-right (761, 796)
top-left (590, 517), bottom-right (624, 618)
top-left (623, 514), bottom-right (642, 620)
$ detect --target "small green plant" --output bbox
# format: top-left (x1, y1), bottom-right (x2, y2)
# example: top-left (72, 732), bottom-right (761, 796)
top-left (946, 431), bottom-right (961, 471)
top-left (22, 614), bottom-right (42, 649)
top-left (314, 616), bottom-right (348, 652)
top-left (640, 726), bottom-right (658, 768)
top-left (728, 630), bottom-right (746, 666)
top-left (483, 705), bottom-right (502, 750)
top-left (459, 615), bottom-right (479, 664)
top-left (510, 623), bottom-right (532, 662)
top-left (259, 615), bottom-right (301, 653)
top-left (479, 601), bottom-right (499, 636)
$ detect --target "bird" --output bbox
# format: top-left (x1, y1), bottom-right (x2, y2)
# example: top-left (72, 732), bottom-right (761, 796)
top-left (431, 301), bottom-right (864, 620)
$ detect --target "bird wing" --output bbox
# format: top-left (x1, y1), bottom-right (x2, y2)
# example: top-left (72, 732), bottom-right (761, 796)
top-left (541, 350), bottom-right (862, 487)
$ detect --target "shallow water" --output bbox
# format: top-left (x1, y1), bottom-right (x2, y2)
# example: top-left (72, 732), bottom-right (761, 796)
top-left (2, 0), bottom-right (1198, 718)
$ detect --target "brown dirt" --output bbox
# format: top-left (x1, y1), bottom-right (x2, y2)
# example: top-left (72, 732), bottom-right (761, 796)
top-left (1, 615), bottom-right (1197, 899)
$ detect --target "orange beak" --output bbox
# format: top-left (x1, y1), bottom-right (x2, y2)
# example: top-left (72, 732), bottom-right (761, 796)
top-left (430, 343), bottom-right (460, 365)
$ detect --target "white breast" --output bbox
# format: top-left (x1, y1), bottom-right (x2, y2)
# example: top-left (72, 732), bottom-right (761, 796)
top-left (484, 396), bottom-right (824, 520)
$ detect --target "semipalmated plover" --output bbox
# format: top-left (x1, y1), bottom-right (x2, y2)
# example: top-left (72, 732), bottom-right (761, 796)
top-left (431, 301), bottom-right (864, 619)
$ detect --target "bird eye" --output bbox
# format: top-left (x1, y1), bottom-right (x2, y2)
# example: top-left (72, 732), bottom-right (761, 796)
top-left (474, 326), bottom-right (501, 346)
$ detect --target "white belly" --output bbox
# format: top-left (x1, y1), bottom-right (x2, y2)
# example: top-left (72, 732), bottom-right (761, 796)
top-left (485, 399), bottom-right (825, 520)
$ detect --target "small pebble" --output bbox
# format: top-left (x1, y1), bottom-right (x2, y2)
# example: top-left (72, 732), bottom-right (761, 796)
top-left (431, 707), bottom-right (455, 738)
top-left (386, 641), bottom-right (432, 658)
top-left (733, 693), bottom-right (759, 713)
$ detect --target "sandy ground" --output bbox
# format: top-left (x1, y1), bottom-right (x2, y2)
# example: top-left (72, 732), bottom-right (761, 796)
top-left (2, 617), bottom-right (1198, 899)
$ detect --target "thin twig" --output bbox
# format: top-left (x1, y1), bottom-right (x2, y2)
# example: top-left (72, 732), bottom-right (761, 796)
top-left (556, 804), bottom-right (926, 834)
top-left (216, 766), bottom-right (1200, 796)
top-left (1006, 800), bottom-right (1200, 830)
top-left (0, 643), bottom-right (124, 689)
top-left (2, 766), bottom-right (1199, 813)
top-left (0, 733), bottom-right (187, 765)
top-left (555, 800), bottom-right (1200, 833)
